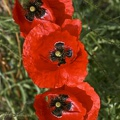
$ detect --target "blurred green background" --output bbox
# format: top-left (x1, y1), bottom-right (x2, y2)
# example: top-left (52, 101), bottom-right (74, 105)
top-left (0, 0), bottom-right (120, 120)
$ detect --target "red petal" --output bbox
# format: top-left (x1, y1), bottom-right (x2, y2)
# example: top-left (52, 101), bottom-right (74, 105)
top-left (65, 42), bottom-right (88, 87)
top-left (12, 0), bottom-right (30, 34)
top-left (23, 22), bottom-right (61, 88)
top-left (64, 83), bottom-right (100, 120)
top-left (62, 19), bottom-right (82, 37)
top-left (45, 0), bottom-right (74, 25)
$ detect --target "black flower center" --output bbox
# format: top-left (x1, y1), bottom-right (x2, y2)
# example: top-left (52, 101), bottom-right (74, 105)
top-left (24, 0), bottom-right (46, 21)
top-left (50, 42), bottom-right (73, 66)
top-left (50, 94), bottom-right (72, 118)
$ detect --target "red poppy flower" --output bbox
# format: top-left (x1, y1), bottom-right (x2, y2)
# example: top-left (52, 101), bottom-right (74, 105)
top-left (34, 82), bottom-right (100, 120)
top-left (23, 20), bottom-right (88, 88)
top-left (12, 0), bottom-right (74, 38)
top-left (12, 0), bottom-right (54, 37)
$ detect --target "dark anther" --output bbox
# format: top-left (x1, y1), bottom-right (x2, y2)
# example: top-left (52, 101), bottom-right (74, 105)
top-left (50, 94), bottom-right (72, 117)
top-left (50, 42), bottom-right (73, 66)
top-left (59, 94), bottom-right (68, 101)
top-left (24, 0), bottom-right (46, 21)
top-left (55, 42), bottom-right (64, 50)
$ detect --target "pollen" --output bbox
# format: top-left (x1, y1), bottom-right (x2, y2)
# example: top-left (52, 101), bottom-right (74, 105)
top-left (55, 102), bottom-right (61, 108)
top-left (30, 6), bottom-right (36, 12)
top-left (55, 51), bottom-right (62, 57)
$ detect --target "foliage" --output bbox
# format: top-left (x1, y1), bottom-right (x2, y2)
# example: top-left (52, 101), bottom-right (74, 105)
top-left (0, 0), bottom-right (120, 119)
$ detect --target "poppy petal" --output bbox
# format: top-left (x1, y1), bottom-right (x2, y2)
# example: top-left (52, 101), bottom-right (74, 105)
top-left (64, 82), bottom-right (100, 120)
top-left (62, 19), bottom-right (82, 37)
top-left (65, 42), bottom-right (88, 87)
top-left (12, 0), bottom-right (30, 34)
top-left (45, 0), bottom-right (74, 25)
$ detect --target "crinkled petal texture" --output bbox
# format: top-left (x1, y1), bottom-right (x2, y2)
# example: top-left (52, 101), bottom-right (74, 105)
top-left (64, 83), bottom-right (100, 120)
top-left (45, 0), bottom-right (74, 25)
top-left (12, 0), bottom-right (55, 38)
top-left (12, 0), bottom-right (73, 38)
top-left (34, 82), bottom-right (100, 120)
top-left (23, 21), bottom-right (88, 88)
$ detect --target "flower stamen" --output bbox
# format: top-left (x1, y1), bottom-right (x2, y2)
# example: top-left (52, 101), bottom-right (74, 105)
top-left (24, 0), bottom-right (45, 21)
top-left (49, 94), bottom-right (72, 117)
top-left (50, 42), bottom-right (73, 66)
